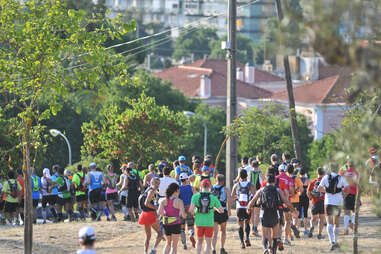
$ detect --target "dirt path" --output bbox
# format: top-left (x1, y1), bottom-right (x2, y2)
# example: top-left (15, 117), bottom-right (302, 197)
top-left (0, 200), bottom-right (380, 254)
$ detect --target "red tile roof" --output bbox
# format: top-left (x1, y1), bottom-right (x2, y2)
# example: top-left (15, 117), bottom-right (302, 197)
top-left (154, 59), bottom-right (276, 99)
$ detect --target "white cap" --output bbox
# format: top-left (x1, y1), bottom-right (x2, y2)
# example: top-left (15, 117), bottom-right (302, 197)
top-left (179, 173), bottom-right (189, 180)
top-left (89, 162), bottom-right (96, 168)
top-left (43, 168), bottom-right (51, 178)
top-left (78, 226), bottom-right (96, 241)
top-left (278, 164), bottom-right (287, 172)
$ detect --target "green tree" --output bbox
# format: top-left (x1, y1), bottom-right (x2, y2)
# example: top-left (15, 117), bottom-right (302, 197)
top-left (308, 133), bottom-right (339, 170)
top-left (173, 27), bottom-right (218, 61)
top-left (0, 1), bottom-right (133, 252)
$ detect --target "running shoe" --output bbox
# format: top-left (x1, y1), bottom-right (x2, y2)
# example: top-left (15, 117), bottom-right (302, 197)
top-left (220, 248), bottom-right (227, 254)
top-left (329, 243), bottom-right (336, 251)
top-left (263, 249), bottom-right (270, 254)
top-left (334, 243), bottom-right (340, 249)
top-left (308, 226), bottom-right (314, 238)
top-left (183, 244), bottom-right (187, 250)
top-left (212, 250), bottom-right (216, 254)
top-left (291, 225), bottom-right (300, 238)
top-left (245, 239), bottom-right (251, 247)
top-left (190, 235), bottom-right (196, 248)
top-left (277, 240), bottom-right (284, 251)
top-left (123, 216), bottom-right (128, 221)
top-left (241, 241), bottom-right (245, 249)
top-left (317, 234), bottom-right (324, 240)
top-left (283, 239), bottom-right (291, 246)
top-left (149, 249), bottom-right (156, 254)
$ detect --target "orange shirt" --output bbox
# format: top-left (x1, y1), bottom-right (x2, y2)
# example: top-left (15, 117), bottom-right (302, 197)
top-left (17, 177), bottom-right (25, 199)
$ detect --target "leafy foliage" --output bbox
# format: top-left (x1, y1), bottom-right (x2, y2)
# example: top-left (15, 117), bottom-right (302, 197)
top-left (308, 134), bottom-right (339, 171)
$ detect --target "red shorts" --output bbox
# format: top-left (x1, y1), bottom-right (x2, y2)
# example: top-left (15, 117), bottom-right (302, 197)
top-left (139, 211), bottom-right (157, 226)
top-left (196, 226), bottom-right (214, 238)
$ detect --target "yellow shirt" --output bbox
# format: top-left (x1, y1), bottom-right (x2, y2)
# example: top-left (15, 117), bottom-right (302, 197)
top-left (290, 176), bottom-right (303, 203)
top-left (2, 179), bottom-right (22, 203)
top-left (170, 170), bottom-right (176, 179)
top-left (193, 174), bottom-right (216, 191)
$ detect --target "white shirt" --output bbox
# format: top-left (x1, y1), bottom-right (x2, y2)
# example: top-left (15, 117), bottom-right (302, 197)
top-left (235, 181), bottom-right (251, 209)
top-left (237, 165), bottom-right (253, 182)
top-left (319, 173), bottom-right (348, 206)
top-left (119, 174), bottom-right (128, 197)
top-left (77, 249), bottom-right (96, 254)
top-left (41, 176), bottom-right (51, 196)
top-left (158, 176), bottom-right (177, 197)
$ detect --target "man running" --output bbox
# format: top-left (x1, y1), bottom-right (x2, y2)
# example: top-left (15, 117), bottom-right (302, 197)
top-left (307, 167), bottom-right (325, 239)
top-left (117, 165), bottom-right (129, 220)
top-left (248, 173), bottom-right (296, 254)
top-left (104, 164), bottom-right (118, 221)
top-left (55, 167), bottom-right (73, 222)
top-left (31, 168), bottom-right (42, 223)
top-left (211, 174), bottom-right (231, 254)
top-left (144, 164), bottom-right (158, 188)
top-left (72, 165), bottom-right (88, 221)
top-left (16, 169), bottom-right (25, 224)
top-left (77, 226), bottom-right (96, 254)
top-left (179, 173), bottom-right (196, 249)
top-left (120, 167), bottom-right (143, 222)
top-left (190, 179), bottom-right (224, 254)
top-left (298, 167), bottom-right (311, 236)
top-left (41, 168), bottom-right (58, 223)
top-left (231, 170), bottom-right (255, 249)
top-left (235, 156), bottom-right (253, 183)
top-left (175, 156), bottom-right (192, 181)
top-left (287, 164), bottom-right (302, 239)
top-left (2, 171), bottom-right (22, 226)
top-left (86, 162), bottom-right (104, 221)
top-left (318, 168), bottom-right (349, 251)
top-left (340, 160), bottom-right (359, 235)
top-left (249, 160), bottom-right (264, 236)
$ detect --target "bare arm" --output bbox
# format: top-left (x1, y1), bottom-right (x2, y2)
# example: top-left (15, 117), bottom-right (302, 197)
top-left (119, 177), bottom-right (128, 193)
top-left (307, 183), bottom-right (312, 200)
top-left (279, 190), bottom-right (296, 212)
top-left (143, 175), bottom-right (149, 188)
top-left (86, 172), bottom-right (91, 185)
top-left (116, 175), bottom-right (124, 187)
top-left (248, 189), bottom-right (261, 209)
top-left (189, 203), bottom-right (196, 216)
top-left (177, 199), bottom-right (186, 219)
top-left (158, 199), bottom-right (166, 217)
top-left (144, 189), bottom-right (157, 210)
top-left (231, 184), bottom-right (237, 200)
top-left (318, 185), bottom-right (326, 193)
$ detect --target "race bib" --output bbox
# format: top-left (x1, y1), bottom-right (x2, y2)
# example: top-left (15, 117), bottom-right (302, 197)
top-left (239, 194), bottom-right (248, 202)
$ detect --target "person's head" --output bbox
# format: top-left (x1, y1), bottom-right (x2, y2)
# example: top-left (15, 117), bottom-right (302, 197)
top-left (193, 162), bottom-right (201, 173)
top-left (178, 155), bottom-right (186, 164)
top-left (271, 154), bottom-right (278, 164)
top-left (148, 164), bottom-right (155, 173)
top-left (266, 174), bottom-right (276, 185)
top-left (173, 160), bottom-right (180, 168)
top-left (7, 170), bottom-right (15, 179)
top-left (150, 177), bottom-right (160, 189)
top-left (200, 179), bottom-right (211, 191)
top-left (158, 161), bottom-right (166, 173)
top-left (369, 148), bottom-right (377, 156)
top-left (203, 159), bottom-right (211, 167)
top-left (278, 163), bottom-right (287, 174)
top-left (317, 167), bottom-right (325, 177)
top-left (17, 169), bottom-right (23, 177)
top-left (256, 155), bottom-right (263, 164)
top-left (193, 155), bottom-right (201, 164)
top-left (120, 164), bottom-right (128, 173)
top-left (216, 174), bottom-right (225, 185)
top-left (241, 156), bottom-right (249, 166)
top-left (287, 164), bottom-right (294, 175)
top-left (58, 167), bottom-right (65, 176)
top-left (126, 168), bottom-right (133, 176)
top-left (78, 226), bottom-right (96, 249)
top-left (52, 164), bottom-right (59, 174)
top-left (282, 152), bottom-right (291, 162)
top-left (204, 154), bottom-right (212, 161)
top-left (163, 166), bottom-right (171, 176)
top-left (106, 164), bottom-right (113, 173)
top-left (248, 157), bottom-right (255, 166)
top-left (346, 159), bottom-right (353, 169)
top-left (89, 162), bottom-right (96, 171)
top-left (179, 173), bottom-right (189, 185)
top-left (251, 160), bottom-right (259, 169)
top-left (239, 169), bottom-right (248, 181)
top-left (43, 168), bottom-right (51, 178)
top-left (64, 169), bottom-right (71, 177)
top-left (128, 162), bottom-right (135, 169)
top-left (77, 164), bottom-right (83, 172)
top-left (267, 166), bottom-right (277, 176)
top-left (166, 182), bottom-right (180, 198)
top-left (201, 165), bottom-right (210, 175)
top-left (299, 167), bottom-right (307, 176)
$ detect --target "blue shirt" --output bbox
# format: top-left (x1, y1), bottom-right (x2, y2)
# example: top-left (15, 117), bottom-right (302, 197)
top-left (212, 184), bottom-right (227, 209)
top-left (31, 174), bottom-right (41, 200)
top-left (89, 171), bottom-right (103, 190)
top-left (51, 173), bottom-right (58, 195)
top-left (175, 165), bottom-right (192, 176)
top-left (179, 184), bottom-right (193, 206)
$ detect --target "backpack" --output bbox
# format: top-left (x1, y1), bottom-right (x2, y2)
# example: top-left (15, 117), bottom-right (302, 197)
top-left (138, 188), bottom-right (155, 211)
top-left (57, 176), bottom-right (71, 192)
top-left (106, 175), bottom-right (116, 189)
top-left (200, 175), bottom-right (210, 182)
top-left (8, 180), bottom-right (18, 198)
top-left (311, 179), bottom-right (323, 198)
top-left (261, 185), bottom-right (280, 209)
top-left (128, 175), bottom-right (139, 191)
top-left (326, 174), bottom-right (342, 194)
top-left (237, 182), bottom-right (250, 206)
top-left (180, 165), bottom-right (191, 175)
top-left (211, 185), bottom-right (226, 207)
top-left (75, 173), bottom-right (87, 192)
top-left (198, 192), bottom-right (211, 213)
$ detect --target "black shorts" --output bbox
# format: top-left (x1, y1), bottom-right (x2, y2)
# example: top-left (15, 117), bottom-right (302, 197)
top-left (89, 188), bottom-right (103, 204)
top-left (57, 197), bottom-right (72, 206)
top-left (298, 198), bottom-right (309, 218)
top-left (312, 200), bottom-right (325, 215)
top-left (163, 223), bottom-right (182, 236)
top-left (214, 210), bottom-right (228, 224)
top-left (237, 208), bottom-right (250, 221)
top-left (4, 202), bottom-right (18, 213)
top-left (33, 199), bottom-right (39, 208)
top-left (42, 195), bottom-right (58, 208)
top-left (19, 199), bottom-right (24, 209)
top-left (120, 195), bottom-right (127, 205)
top-left (76, 194), bottom-right (88, 203)
top-left (325, 205), bottom-right (341, 217)
top-left (292, 202), bottom-right (300, 211)
top-left (106, 192), bottom-right (118, 202)
top-left (344, 194), bottom-right (356, 211)
top-left (261, 209), bottom-right (279, 228)
top-left (127, 194), bottom-right (138, 208)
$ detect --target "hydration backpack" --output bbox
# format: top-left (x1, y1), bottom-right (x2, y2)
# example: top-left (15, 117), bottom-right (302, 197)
top-left (200, 175), bottom-right (210, 182)
top-left (237, 182), bottom-right (250, 206)
top-left (261, 185), bottom-right (280, 209)
top-left (31, 175), bottom-right (39, 192)
top-left (311, 179), bottom-right (323, 198)
top-left (179, 165), bottom-right (191, 175)
top-left (75, 173), bottom-right (87, 192)
top-left (107, 175), bottom-right (116, 189)
top-left (58, 176), bottom-right (71, 192)
top-left (326, 174), bottom-right (342, 194)
top-left (128, 175), bottom-right (139, 191)
top-left (198, 192), bottom-right (211, 213)
top-left (138, 188), bottom-right (154, 211)
top-left (8, 180), bottom-right (18, 198)
top-left (211, 185), bottom-right (226, 207)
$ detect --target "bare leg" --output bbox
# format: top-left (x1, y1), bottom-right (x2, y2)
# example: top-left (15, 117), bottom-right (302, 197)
top-left (152, 222), bottom-right (163, 249)
top-left (220, 222), bottom-right (227, 249)
top-left (196, 236), bottom-right (204, 254)
top-left (144, 225), bottom-right (152, 253)
top-left (170, 234), bottom-right (180, 254)
top-left (204, 237), bottom-right (212, 254)
top-left (212, 223), bottom-right (218, 251)
top-left (164, 235), bottom-right (172, 254)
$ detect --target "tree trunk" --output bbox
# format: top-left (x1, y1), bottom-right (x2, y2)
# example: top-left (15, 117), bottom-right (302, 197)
top-left (214, 136), bottom-right (229, 176)
top-left (22, 121), bottom-right (33, 254)
top-left (353, 185), bottom-right (361, 254)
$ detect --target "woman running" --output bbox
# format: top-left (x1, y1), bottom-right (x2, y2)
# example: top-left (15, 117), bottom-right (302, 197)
top-left (299, 168), bottom-right (311, 235)
top-left (158, 183), bottom-right (186, 254)
top-left (104, 164), bottom-right (118, 221)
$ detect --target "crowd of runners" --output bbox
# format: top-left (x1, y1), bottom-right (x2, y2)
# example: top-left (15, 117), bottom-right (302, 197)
top-left (0, 149), bottom-right (375, 254)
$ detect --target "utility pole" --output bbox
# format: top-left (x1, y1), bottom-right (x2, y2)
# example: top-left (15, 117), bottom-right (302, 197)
top-left (275, 0), bottom-right (303, 161)
top-left (225, 0), bottom-right (237, 190)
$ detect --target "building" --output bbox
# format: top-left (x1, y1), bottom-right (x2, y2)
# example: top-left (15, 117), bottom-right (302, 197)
top-left (154, 58), bottom-right (282, 111)
top-left (105, 0), bottom-right (276, 41)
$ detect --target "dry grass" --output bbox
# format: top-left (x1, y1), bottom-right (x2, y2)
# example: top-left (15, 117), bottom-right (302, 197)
top-left (0, 199), bottom-right (380, 254)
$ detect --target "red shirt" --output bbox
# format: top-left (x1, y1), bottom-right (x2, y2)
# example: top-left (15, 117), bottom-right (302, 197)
top-left (340, 168), bottom-right (358, 195)
top-left (307, 177), bottom-right (325, 205)
top-left (17, 177), bottom-right (25, 199)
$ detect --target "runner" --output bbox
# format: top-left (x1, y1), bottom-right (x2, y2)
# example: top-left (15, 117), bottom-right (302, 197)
top-left (158, 161), bottom-right (167, 178)
top-left (55, 167), bottom-right (73, 222)
top-left (171, 160), bottom-right (179, 179)
top-left (339, 160), bottom-right (359, 235)
top-left (179, 173), bottom-right (196, 249)
top-left (269, 154), bottom-right (280, 177)
top-left (231, 170), bottom-right (255, 249)
top-left (41, 168), bottom-right (58, 223)
top-left (2, 170), bottom-right (22, 226)
top-left (120, 167), bottom-right (143, 222)
top-left (31, 168), bottom-right (42, 223)
top-left (73, 165), bottom-right (88, 221)
top-left (77, 226), bottom-right (96, 254)
top-left (235, 156), bottom-right (253, 183)
top-left (307, 167), bottom-right (325, 239)
top-left (248, 173), bottom-right (296, 254)
top-left (158, 182), bottom-right (186, 254)
top-left (16, 169), bottom-right (25, 224)
top-left (104, 164), bottom-right (118, 221)
top-left (249, 160), bottom-right (264, 236)
top-left (190, 179), bottom-right (224, 254)
top-left (190, 162), bottom-right (202, 188)
top-left (138, 177), bottom-right (163, 254)
top-left (86, 162), bottom-right (104, 221)
top-left (175, 156), bottom-right (192, 181)
top-left (117, 165), bottom-right (129, 220)
top-left (64, 169), bottom-right (75, 221)
top-left (287, 164), bottom-right (302, 239)
top-left (318, 168), bottom-right (349, 251)
top-left (159, 166), bottom-right (177, 199)
top-left (211, 174), bottom-right (231, 254)
top-left (298, 167), bottom-right (311, 236)
top-left (144, 164), bottom-right (158, 188)
top-left (193, 164), bottom-right (216, 192)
